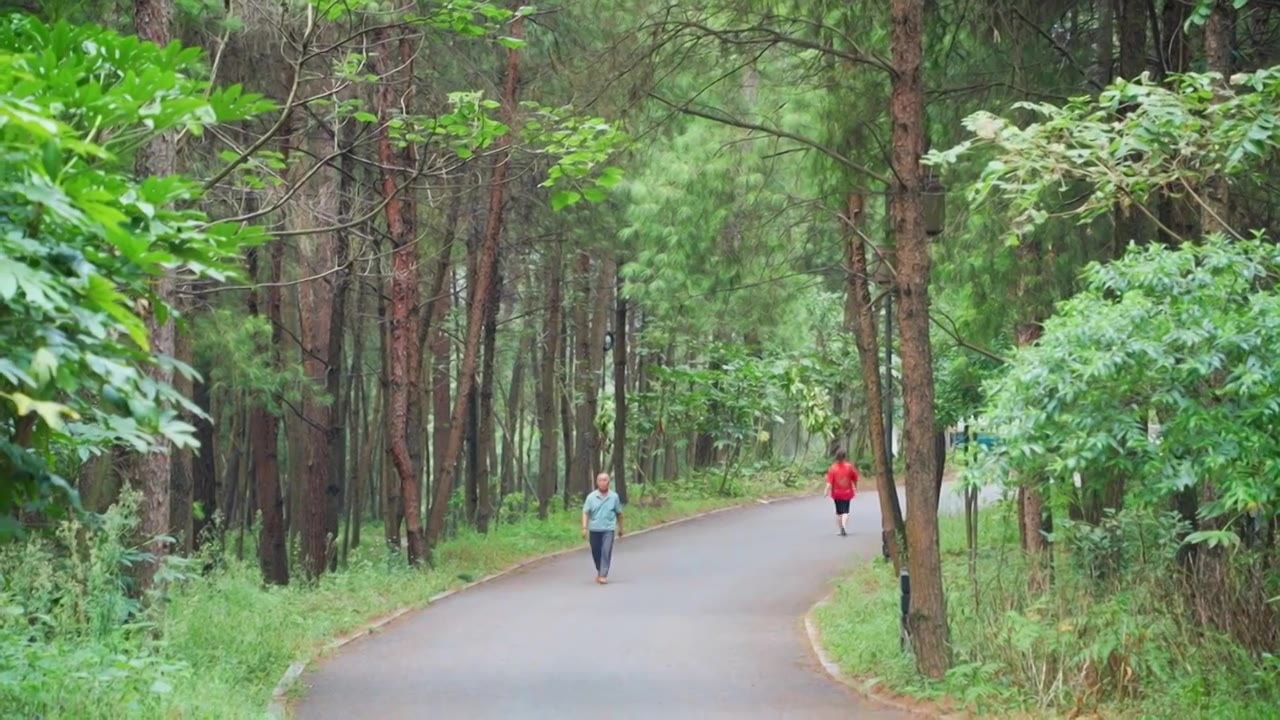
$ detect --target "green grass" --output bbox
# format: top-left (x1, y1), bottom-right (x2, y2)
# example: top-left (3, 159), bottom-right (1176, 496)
top-left (815, 504), bottom-right (1280, 719)
top-left (1, 469), bottom-right (806, 719)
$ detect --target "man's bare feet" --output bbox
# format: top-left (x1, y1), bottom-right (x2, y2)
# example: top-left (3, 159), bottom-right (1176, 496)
top-left (596, 576), bottom-right (607, 585)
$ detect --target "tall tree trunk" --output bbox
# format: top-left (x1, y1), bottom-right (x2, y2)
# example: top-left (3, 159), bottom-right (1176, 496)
top-left (1202, 0), bottom-right (1235, 235)
top-left (421, 198), bottom-right (459, 515)
top-left (1109, 0), bottom-right (1149, 257)
top-left (1116, 0), bottom-right (1148, 81)
top-left (587, 261), bottom-right (613, 477)
top-left (378, 264), bottom-right (402, 549)
top-left (371, 27), bottom-right (424, 563)
top-left (170, 327), bottom-right (194, 554)
top-left (130, 0), bottom-right (176, 592)
top-left (425, 15), bottom-right (522, 554)
top-left (502, 329), bottom-right (531, 499)
top-left (220, 401), bottom-right (243, 541)
top-left (324, 200), bottom-right (351, 572)
top-left (191, 360), bottom-right (217, 549)
top-left (342, 331), bottom-right (362, 567)
top-left (247, 245), bottom-right (289, 585)
top-left (296, 163), bottom-right (339, 579)
top-left (844, 193), bottom-right (905, 571)
top-left (1017, 336), bottom-right (1049, 591)
top-left (560, 307), bottom-right (575, 508)
top-left (354, 339), bottom-right (378, 551)
top-left (570, 250), bottom-right (593, 494)
top-left (430, 268), bottom-right (453, 516)
top-left (475, 260), bottom-right (502, 532)
top-left (1095, 0), bottom-right (1114, 88)
top-left (538, 247), bottom-right (563, 519)
top-left (466, 366), bottom-right (481, 524)
top-left (464, 237), bottom-right (483, 526)
top-left (613, 272), bottom-right (629, 504)
top-left (890, 0), bottom-right (949, 679)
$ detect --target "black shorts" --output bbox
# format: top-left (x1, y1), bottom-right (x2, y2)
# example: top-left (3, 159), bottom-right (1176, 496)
top-left (833, 498), bottom-right (851, 515)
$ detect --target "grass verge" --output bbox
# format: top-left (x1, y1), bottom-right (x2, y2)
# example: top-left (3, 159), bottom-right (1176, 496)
top-left (814, 501), bottom-right (1280, 719)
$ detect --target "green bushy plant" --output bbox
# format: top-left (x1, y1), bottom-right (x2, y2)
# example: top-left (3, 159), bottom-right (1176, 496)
top-left (0, 16), bottom-right (270, 532)
top-left (0, 492), bottom-right (187, 716)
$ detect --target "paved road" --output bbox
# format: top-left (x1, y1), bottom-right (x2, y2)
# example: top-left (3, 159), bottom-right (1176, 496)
top-left (297, 490), bottom-right (938, 720)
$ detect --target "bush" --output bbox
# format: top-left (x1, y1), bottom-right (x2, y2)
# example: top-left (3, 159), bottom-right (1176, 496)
top-left (817, 507), bottom-right (1280, 718)
top-left (0, 493), bottom-right (187, 717)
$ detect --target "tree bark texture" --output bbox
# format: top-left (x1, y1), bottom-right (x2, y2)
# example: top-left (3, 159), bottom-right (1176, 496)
top-left (294, 129), bottom-right (339, 579)
top-left (190, 362), bottom-right (217, 549)
top-left (570, 250), bottom-right (593, 494)
top-left (613, 271), bottom-right (628, 504)
top-left (476, 263), bottom-right (500, 532)
top-left (844, 193), bottom-right (905, 572)
top-left (890, 0), bottom-right (949, 679)
top-left (501, 325), bottom-right (531, 498)
top-left (247, 245), bottom-right (289, 586)
top-left (170, 327), bottom-right (194, 554)
top-left (371, 27), bottom-right (424, 563)
top-left (129, 0), bottom-right (177, 592)
top-left (537, 247), bottom-right (563, 519)
top-left (1202, 1), bottom-right (1235, 235)
top-left (425, 15), bottom-right (522, 554)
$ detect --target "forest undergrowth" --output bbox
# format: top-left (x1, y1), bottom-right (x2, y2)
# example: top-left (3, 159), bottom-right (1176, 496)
top-left (0, 466), bottom-right (805, 719)
top-left (817, 499), bottom-right (1280, 719)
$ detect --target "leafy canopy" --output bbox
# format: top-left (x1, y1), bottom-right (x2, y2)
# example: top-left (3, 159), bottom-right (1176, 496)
top-left (0, 17), bottom-right (270, 534)
top-left (933, 68), bottom-right (1280, 243)
top-left (977, 236), bottom-right (1280, 532)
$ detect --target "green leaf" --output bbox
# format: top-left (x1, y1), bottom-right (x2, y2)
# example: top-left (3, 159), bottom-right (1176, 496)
top-left (596, 166), bottom-right (625, 188)
top-left (1183, 530), bottom-right (1241, 549)
top-left (497, 36), bottom-right (526, 50)
top-left (30, 348), bottom-right (57, 386)
top-left (582, 187), bottom-right (608, 204)
top-left (0, 258), bottom-right (20, 300)
top-left (550, 189), bottom-right (581, 212)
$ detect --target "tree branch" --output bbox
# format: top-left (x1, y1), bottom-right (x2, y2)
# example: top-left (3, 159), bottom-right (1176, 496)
top-left (648, 93), bottom-right (892, 187)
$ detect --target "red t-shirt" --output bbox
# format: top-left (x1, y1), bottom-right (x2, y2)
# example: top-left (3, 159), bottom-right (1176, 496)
top-left (826, 461), bottom-right (858, 501)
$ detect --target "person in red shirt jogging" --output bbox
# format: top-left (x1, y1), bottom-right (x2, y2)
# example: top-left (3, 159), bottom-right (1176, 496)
top-left (825, 449), bottom-right (859, 536)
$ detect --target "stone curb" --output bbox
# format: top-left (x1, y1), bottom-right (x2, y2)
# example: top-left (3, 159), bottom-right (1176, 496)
top-left (267, 490), bottom-right (812, 717)
top-left (803, 588), bottom-right (963, 719)
top-left (803, 590), bottom-right (939, 718)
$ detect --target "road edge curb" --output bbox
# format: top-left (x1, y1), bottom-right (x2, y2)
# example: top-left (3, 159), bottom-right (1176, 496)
top-left (804, 589), bottom-right (957, 719)
top-left (268, 490), bottom-right (811, 717)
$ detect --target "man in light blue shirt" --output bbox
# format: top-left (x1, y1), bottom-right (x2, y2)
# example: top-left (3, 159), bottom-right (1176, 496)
top-left (581, 473), bottom-right (624, 584)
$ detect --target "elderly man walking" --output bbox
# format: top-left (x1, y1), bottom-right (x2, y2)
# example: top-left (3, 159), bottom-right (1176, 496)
top-left (581, 473), bottom-right (624, 584)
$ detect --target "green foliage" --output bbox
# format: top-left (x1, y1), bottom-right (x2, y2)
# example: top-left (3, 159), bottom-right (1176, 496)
top-left (817, 510), bottom-right (1280, 717)
top-left (937, 68), bottom-right (1280, 242)
top-left (524, 106), bottom-right (628, 206)
top-left (0, 492), bottom-right (188, 716)
top-left (321, 4), bottom-right (625, 207)
top-left (634, 343), bottom-right (846, 463)
top-left (191, 310), bottom-right (321, 415)
top-left (1187, 0), bottom-right (1250, 29)
top-left (976, 237), bottom-right (1280, 528)
top-left (618, 111), bottom-right (832, 346)
top-left (0, 17), bottom-right (269, 533)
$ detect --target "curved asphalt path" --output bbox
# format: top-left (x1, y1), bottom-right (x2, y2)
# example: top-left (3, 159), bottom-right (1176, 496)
top-left (297, 490), bottom-right (932, 719)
